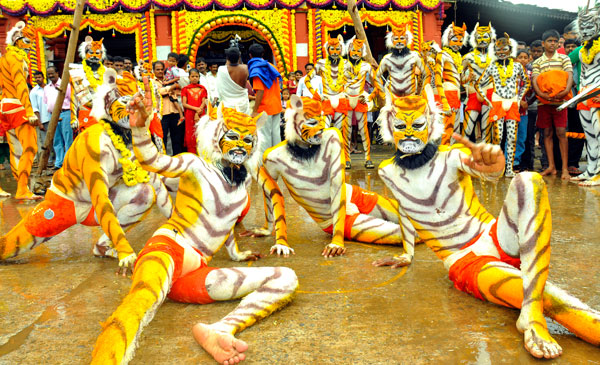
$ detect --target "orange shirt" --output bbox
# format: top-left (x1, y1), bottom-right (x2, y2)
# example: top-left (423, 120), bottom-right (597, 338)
top-left (253, 78), bottom-right (282, 116)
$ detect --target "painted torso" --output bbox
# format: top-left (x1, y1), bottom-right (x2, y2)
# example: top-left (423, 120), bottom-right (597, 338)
top-left (463, 50), bottom-right (493, 94)
top-left (376, 51), bottom-right (424, 96)
top-left (0, 47), bottom-right (34, 116)
top-left (344, 60), bottom-right (372, 96)
top-left (579, 45), bottom-right (600, 89)
top-left (483, 61), bottom-right (529, 101)
top-left (440, 51), bottom-right (461, 91)
top-left (314, 58), bottom-right (346, 98)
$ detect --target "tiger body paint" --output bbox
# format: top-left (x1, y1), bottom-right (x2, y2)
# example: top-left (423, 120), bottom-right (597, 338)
top-left (462, 22), bottom-right (496, 142)
top-left (421, 41), bottom-right (450, 113)
top-left (92, 96), bottom-right (298, 364)
top-left (0, 21), bottom-right (41, 199)
top-left (476, 34), bottom-right (530, 177)
top-left (344, 37), bottom-right (376, 168)
top-left (305, 34), bottom-right (352, 167)
top-left (375, 88), bottom-right (600, 359)
top-left (0, 69), bottom-right (173, 272)
top-left (573, 5), bottom-right (600, 185)
top-left (440, 22), bottom-right (468, 144)
top-left (250, 95), bottom-right (408, 260)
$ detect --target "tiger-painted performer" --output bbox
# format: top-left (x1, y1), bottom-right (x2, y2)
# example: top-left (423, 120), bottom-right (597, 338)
top-left (243, 95), bottom-right (410, 260)
top-left (373, 87), bottom-right (600, 359)
top-left (304, 34), bottom-right (352, 168)
top-left (372, 24), bottom-right (425, 103)
top-left (69, 36), bottom-right (107, 131)
top-left (573, 4), bottom-right (600, 185)
top-left (476, 33), bottom-right (530, 177)
top-left (91, 79), bottom-right (298, 364)
top-left (344, 37), bottom-right (376, 169)
top-left (421, 40), bottom-right (450, 114)
top-left (462, 22), bottom-right (496, 143)
top-left (0, 21), bottom-right (41, 200)
top-left (440, 22), bottom-right (468, 145)
top-left (0, 69), bottom-right (173, 274)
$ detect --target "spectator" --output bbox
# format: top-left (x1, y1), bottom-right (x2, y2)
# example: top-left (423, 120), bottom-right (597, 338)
top-left (248, 43), bottom-right (283, 154)
top-left (104, 55), bottom-right (114, 69)
top-left (123, 57), bottom-right (133, 72)
top-left (112, 56), bottom-right (124, 74)
top-left (29, 70), bottom-right (53, 166)
top-left (181, 68), bottom-right (208, 155)
top-left (156, 60), bottom-right (185, 156)
top-left (531, 29), bottom-right (574, 179)
top-left (566, 38), bottom-right (585, 176)
top-left (513, 49), bottom-right (531, 172)
top-left (43, 66), bottom-right (73, 170)
top-left (206, 62), bottom-right (220, 106)
top-left (216, 46), bottom-right (250, 113)
top-left (287, 72), bottom-right (298, 94)
top-left (296, 63), bottom-right (323, 97)
top-left (280, 88), bottom-right (290, 140)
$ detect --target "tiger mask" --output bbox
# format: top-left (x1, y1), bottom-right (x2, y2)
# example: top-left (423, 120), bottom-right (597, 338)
top-left (346, 37), bottom-right (367, 63)
top-left (78, 36), bottom-right (106, 65)
top-left (576, 5), bottom-right (600, 42)
top-left (90, 68), bottom-right (132, 130)
top-left (325, 34), bottom-right (345, 61)
top-left (421, 40), bottom-right (441, 59)
top-left (385, 24), bottom-right (413, 51)
top-left (284, 95), bottom-right (326, 146)
top-left (442, 22), bottom-right (468, 50)
top-left (493, 33), bottom-right (518, 60)
top-left (6, 21), bottom-right (35, 52)
top-left (469, 22), bottom-right (496, 50)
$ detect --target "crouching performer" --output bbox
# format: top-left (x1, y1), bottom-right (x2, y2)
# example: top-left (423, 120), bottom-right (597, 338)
top-left (373, 86), bottom-right (600, 358)
top-left (244, 95), bottom-right (410, 261)
top-left (92, 79), bottom-right (298, 364)
top-left (0, 69), bottom-right (173, 273)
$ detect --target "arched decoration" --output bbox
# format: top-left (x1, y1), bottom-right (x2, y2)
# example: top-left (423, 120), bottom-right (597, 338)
top-left (27, 12), bottom-right (153, 78)
top-left (184, 9), bottom-right (293, 75)
top-left (310, 8), bottom-right (422, 60)
top-left (0, 0), bottom-right (442, 16)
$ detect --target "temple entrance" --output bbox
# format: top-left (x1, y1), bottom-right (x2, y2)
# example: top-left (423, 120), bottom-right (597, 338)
top-left (195, 25), bottom-right (273, 67)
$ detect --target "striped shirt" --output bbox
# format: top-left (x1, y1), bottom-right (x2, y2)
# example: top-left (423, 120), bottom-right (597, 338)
top-left (532, 52), bottom-right (573, 76)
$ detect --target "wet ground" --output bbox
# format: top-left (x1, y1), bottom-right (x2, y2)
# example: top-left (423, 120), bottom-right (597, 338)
top-left (0, 145), bottom-right (599, 364)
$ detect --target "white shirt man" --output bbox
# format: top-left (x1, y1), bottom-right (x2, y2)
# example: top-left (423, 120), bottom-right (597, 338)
top-left (296, 74), bottom-right (323, 97)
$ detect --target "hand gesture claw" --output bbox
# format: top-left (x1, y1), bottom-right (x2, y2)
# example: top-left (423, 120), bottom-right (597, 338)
top-left (128, 76), bottom-right (153, 129)
top-left (116, 253), bottom-right (137, 277)
top-left (372, 255), bottom-right (411, 268)
top-left (269, 244), bottom-right (295, 257)
top-left (452, 133), bottom-right (505, 174)
top-left (321, 243), bottom-right (347, 258)
top-left (236, 250), bottom-right (264, 261)
top-left (239, 228), bottom-right (272, 238)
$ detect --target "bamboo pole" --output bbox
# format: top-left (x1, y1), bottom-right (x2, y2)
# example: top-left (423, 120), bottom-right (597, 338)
top-left (36, 0), bottom-right (86, 176)
top-left (346, 0), bottom-right (378, 69)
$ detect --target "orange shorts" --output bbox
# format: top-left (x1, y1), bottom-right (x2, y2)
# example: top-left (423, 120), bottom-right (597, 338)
top-left (0, 100), bottom-right (28, 130)
top-left (577, 88), bottom-right (600, 111)
top-left (323, 185), bottom-right (379, 238)
top-left (445, 90), bottom-right (461, 110)
top-left (149, 113), bottom-right (163, 139)
top-left (23, 190), bottom-right (98, 237)
top-left (489, 100), bottom-right (521, 122)
top-left (78, 107), bottom-right (98, 130)
top-left (322, 98), bottom-right (350, 116)
top-left (136, 234), bottom-right (217, 304)
top-left (465, 90), bottom-right (493, 112)
top-left (448, 221), bottom-right (521, 301)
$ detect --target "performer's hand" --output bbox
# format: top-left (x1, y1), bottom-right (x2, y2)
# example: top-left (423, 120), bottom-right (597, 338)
top-left (269, 244), bottom-right (295, 257)
top-left (322, 243), bottom-right (346, 258)
top-left (27, 115), bottom-right (39, 126)
top-left (359, 95), bottom-right (367, 104)
top-left (241, 251), bottom-right (264, 261)
top-left (239, 228), bottom-right (272, 237)
top-left (128, 76), bottom-right (153, 128)
top-left (520, 100), bottom-right (528, 109)
top-left (116, 253), bottom-right (137, 277)
top-left (453, 133), bottom-right (505, 174)
top-left (372, 255), bottom-right (411, 269)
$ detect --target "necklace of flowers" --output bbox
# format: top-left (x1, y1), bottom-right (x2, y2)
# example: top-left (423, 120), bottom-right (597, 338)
top-left (6, 45), bottom-right (27, 58)
top-left (443, 47), bottom-right (463, 74)
top-left (496, 58), bottom-right (514, 87)
top-left (581, 38), bottom-right (600, 64)
top-left (348, 59), bottom-right (363, 80)
top-left (325, 58), bottom-right (346, 93)
top-left (471, 49), bottom-right (491, 69)
top-left (100, 119), bottom-right (150, 187)
top-left (83, 60), bottom-right (106, 90)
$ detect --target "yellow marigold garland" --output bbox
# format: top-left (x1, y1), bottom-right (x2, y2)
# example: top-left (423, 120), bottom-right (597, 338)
top-left (324, 57), bottom-right (346, 93)
top-left (443, 47), bottom-right (463, 74)
top-left (471, 49), bottom-right (491, 69)
top-left (100, 120), bottom-right (150, 187)
top-left (496, 58), bottom-right (514, 87)
top-left (83, 60), bottom-right (106, 90)
top-left (6, 45), bottom-right (27, 58)
top-left (581, 38), bottom-right (600, 65)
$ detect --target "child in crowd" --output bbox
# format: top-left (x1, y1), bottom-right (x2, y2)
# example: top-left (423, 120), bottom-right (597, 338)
top-left (163, 53), bottom-right (185, 124)
top-left (287, 72), bottom-right (298, 94)
top-left (531, 29), bottom-right (573, 179)
top-left (181, 68), bottom-right (208, 155)
top-left (513, 49), bottom-right (532, 172)
top-left (280, 88), bottom-right (290, 140)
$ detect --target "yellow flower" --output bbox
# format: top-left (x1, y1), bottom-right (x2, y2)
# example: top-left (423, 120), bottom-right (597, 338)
top-left (100, 120), bottom-right (149, 187)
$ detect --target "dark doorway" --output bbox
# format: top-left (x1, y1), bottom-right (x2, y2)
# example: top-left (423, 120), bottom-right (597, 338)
top-left (195, 25), bottom-right (273, 67)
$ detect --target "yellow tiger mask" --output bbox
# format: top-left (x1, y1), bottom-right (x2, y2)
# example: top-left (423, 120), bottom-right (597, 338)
top-left (7, 21), bottom-right (35, 52)
top-left (443, 22), bottom-right (468, 49)
top-left (78, 36), bottom-right (106, 64)
top-left (326, 34), bottom-right (345, 60)
top-left (348, 38), bottom-right (366, 61)
top-left (385, 24), bottom-right (413, 50)
top-left (284, 95), bottom-right (326, 145)
top-left (217, 107), bottom-right (265, 165)
top-left (470, 22), bottom-right (496, 49)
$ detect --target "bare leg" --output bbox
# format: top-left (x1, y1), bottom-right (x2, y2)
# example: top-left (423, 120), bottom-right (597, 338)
top-left (333, 112), bottom-right (351, 167)
top-left (0, 218), bottom-right (50, 260)
top-left (541, 128), bottom-right (557, 176)
top-left (463, 109), bottom-right (479, 139)
top-left (555, 127), bottom-right (570, 180)
top-left (355, 111), bottom-right (372, 167)
top-left (504, 119), bottom-right (518, 177)
top-left (6, 124), bottom-right (41, 200)
top-left (573, 108), bottom-right (599, 180)
top-left (481, 110), bottom-right (495, 145)
top-left (441, 112), bottom-right (456, 145)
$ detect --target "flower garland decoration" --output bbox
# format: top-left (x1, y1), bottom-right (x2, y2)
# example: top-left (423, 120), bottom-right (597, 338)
top-left (83, 60), bottom-right (106, 90)
top-left (496, 58), bottom-right (514, 87)
top-left (100, 120), bottom-right (150, 187)
top-left (443, 47), bottom-right (463, 74)
top-left (348, 59), bottom-right (363, 80)
top-left (471, 48), bottom-right (491, 69)
top-left (291, 9), bottom-right (297, 71)
top-left (581, 38), bottom-right (600, 65)
top-left (308, 9), bottom-right (315, 63)
top-left (149, 7), bottom-right (158, 61)
top-left (6, 45), bottom-right (28, 59)
top-left (324, 57), bottom-right (346, 93)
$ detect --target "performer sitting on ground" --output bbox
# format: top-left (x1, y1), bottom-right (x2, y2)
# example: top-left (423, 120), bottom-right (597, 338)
top-left (0, 21), bottom-right (41, 199)
top-left (91, 78), bottom-right (298, 364)
top-left (461, 22), bottom-right (496, 143)
top-left (0, 69), bottom-right (173, 274)
top-left (304, 34), bottom-right (352, 168)
top-left (216, 45), bottom-right (250, 114)
top-left (344, 36), bottom-right (376, 169)
top-left (373, 86), bottom-right (600, 359)
top-left (475, 33), bottom-right (530, 177)
top-left (243, 95), bottom-right (410, 260)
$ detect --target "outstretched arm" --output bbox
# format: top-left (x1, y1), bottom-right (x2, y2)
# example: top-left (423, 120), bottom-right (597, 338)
top-left (453, 134), bottom-right (504, 181)
top-left (325, 130), bottom-right (347, 258)
top-left (224, 229), bottom-right (262, 262)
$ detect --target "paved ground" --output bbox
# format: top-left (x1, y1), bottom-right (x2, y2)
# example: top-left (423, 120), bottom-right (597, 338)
top-left (0, 145), bottom-right (599, 364)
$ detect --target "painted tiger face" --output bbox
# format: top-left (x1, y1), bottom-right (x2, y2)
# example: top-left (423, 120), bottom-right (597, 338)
top-left (495, 37), bottom-right (512, 60)
top-left (421, 41), bottom-right (437, 59)
top-left (285, 95), bottom-right (325, 145)
top-left (327, 35), bottom-right (344, 60)
top-left (390, 96), bottom-right (429, 154)
top-left (108, 95), bottom-right (132, 129)
top-left (219, 108), bottom-right (260, 165)
top-left (86, 39), bottom-right (105, 64)
top-left (391, 27), bottom-right (410, 50)
top-left (348, 38), bottom-right (365, 61)
top-left (448, 22), bottom-right (467, 49)
top-left (475, 24), bottom-right (493, 48)
top-left (12, 24), bottom-right (35, 52)
top-left (578, 10), bottom-right (600, 42)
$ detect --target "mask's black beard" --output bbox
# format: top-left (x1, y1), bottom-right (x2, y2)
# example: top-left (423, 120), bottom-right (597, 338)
top-left (392, 47), bottom-right (410, 57)
top-left (287, 142), bottom-right (321, 161)
top-left (84, 59), bottom-right (101, 72)
top-left (328, 56), bottom-right (340, 65)
top-left (102, 119), bottom-right (131, 146)
top-left (221, 164), bottom-right (248, 186)
top-left (349, 57), bottom-right (361, 65)
top-left (393, 143), bottom-right (438, 169)
top-left (585, 35), bottom-right (599, 49)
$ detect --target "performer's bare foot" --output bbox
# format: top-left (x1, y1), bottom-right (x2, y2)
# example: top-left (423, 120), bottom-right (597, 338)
top-left (517, 312), bottom-right (562, 359)
top-left (192, 323), bottom-right (248, 364)
top-left (15, 192), bottom-right (43, 200)
top-left (540, 167), bottom-right (557, 176)
top-left (561, 169), bottom-right (571, 180)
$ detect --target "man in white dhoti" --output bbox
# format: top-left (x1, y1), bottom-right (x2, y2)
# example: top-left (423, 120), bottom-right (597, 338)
top-left (216, 47), bottom-right (250, 114)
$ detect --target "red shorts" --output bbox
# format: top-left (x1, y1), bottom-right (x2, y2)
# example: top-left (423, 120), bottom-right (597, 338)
top-left (445, 90), bottom-right (461, 110)
top-left (0, 100), bottom-right (28, 130)
top-left (136, 234), bottom-right (217, 304)
top-left (322, 98), bottom-right (350, 115)
top-left (78, 107), bottom-right (98, 130)
top-left (448, 221), bottom-right (521, 301)
top-left (536, 104), bottom-right (567, 129)
top-left (323, 185), bottom-right (379, 238)
top-left (489, 100), bottom-right (520, 122)
top-left (465, 90), bottom-right (493, 112)
top-left (577, 88), bottom-right (600, 111)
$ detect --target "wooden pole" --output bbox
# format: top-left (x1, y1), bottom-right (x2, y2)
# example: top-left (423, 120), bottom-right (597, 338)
top-left (346, 0), bottom-right (378, 69)
top-left (36, 0), bottom-right (86, 176)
